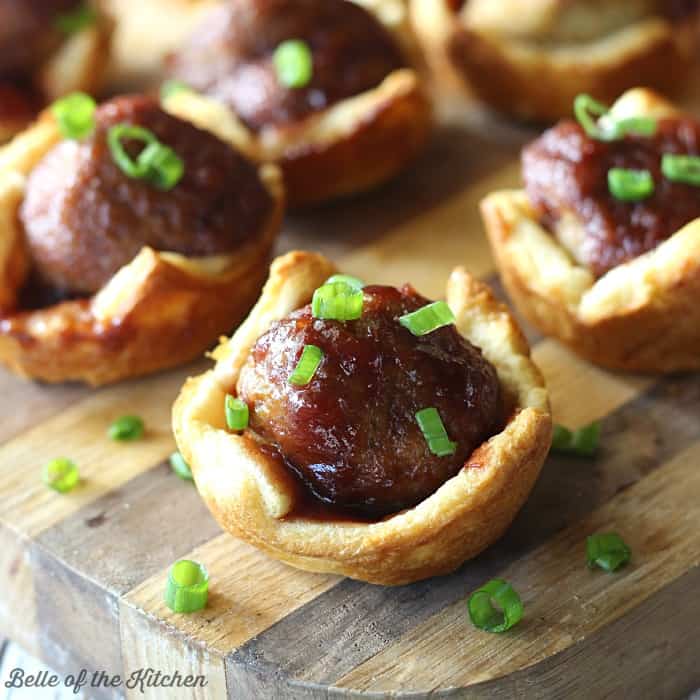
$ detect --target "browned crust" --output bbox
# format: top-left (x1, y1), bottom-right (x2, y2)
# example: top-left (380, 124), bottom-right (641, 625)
top-left (0, 7), bottom-right (114, 142)
top-left (277, 72), bottom-right (432, 206)
top-left (411, 0), bottom-right (700, 121)
top-left (484, 195), bottom-right (700, 372)
top-left (173, 251), bottom-right (552, 585)
top-left (480, 89), bottom-right (700, 373)
top-left (0, 112), bottom-right (285, 387)
top-left (165, 70), bottom-right (432, 209)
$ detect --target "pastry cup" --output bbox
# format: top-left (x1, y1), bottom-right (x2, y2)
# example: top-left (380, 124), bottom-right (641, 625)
top-left (164, 0), bottom-right (431, 207)
top-left (482, 88), bottom-right (700, 373)
top-left (0, 6), bottom-right (114, 143)
top-left (410, 0), bottom-right (700, 122)
top-left (0, 109), bottom-right (284, 387)
top-left (172, 251), bottom-right (551, 585)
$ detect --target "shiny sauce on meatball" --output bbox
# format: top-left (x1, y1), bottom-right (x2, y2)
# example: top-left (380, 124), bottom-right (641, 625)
top-left (19, 95), bottom-right (273, 297)
top-left (237, 285), bottom-right (504, 518)
top-left (523, 116), bottom-right (700, 277)
top-left (167, 0), bottom-right (405, 131)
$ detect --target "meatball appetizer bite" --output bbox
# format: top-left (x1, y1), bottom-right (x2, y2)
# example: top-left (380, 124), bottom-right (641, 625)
top-left (163, 0), bottom-right (431, 207)
top-left (482, 88), bottom-right (700, 373)
top-left (0, 93), bottom-right (283, 385)
top-left (411, 0), bottom-right (700, 122)
top-left (173, 251), bottom-right (551, 585)
top-left (0, 1), bottom-right (112, 141)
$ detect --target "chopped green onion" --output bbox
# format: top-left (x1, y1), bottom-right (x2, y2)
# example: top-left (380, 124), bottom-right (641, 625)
top-left (289, 344), bottom-right (323, 386)
top-left (56, 3), bottom-right (97, 34)
top-left (312, 282), bottom-right (364, 321)
top-left (574, 94), bottom-right (609, 139)
top-left (399, 301), bottom-right (455, 336)
top-left (138, 141), bottom-right (184, 190)
top-left (160, 80), bottom-right (192, 101)
top-left (551, 424), bottom-right (574, 451)
top-left (586, 533), bottom-right (631, 573)
top-left (225, 395), bottom-right (249, 432)
top-left (108, 415), bottom-right (145, 442)
top-left (43, 458), bottom-right (80, 494)
top-left (574, 94), bottom-right (656, 141)
top-left (609, 116), bottom-right (657, 140)
top-left (608, 168), bottom-right (654, 202)
top-left (325, 274), bottom-right (365, 290)
top-left (551, 422), bottom-right (600, 457)
top-left (468, 578), bottom-right (523, 633)
top-left (662, 153), bottom-right (700, 187)
top-left (107, 123), bottom-right (184, 190)
top-left (51, 92), bottom-right (96, 140)
top-left (164, 560), bottom-right (209, 613)
top-left (170, 451), bottom-right (193, 481)
top-left (274, 39), bottom-right (313, 89)
top-left (416, 407), bottom-right (457, 457)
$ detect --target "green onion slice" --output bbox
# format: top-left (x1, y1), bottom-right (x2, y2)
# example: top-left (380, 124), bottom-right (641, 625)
top-left (416, 407), bottom-right (457, 457)
top-left (662, 153), bottom-right (700, 187)
top-left (52, 92), bottom-right (96, 140)
top-left (609, 116), bottom-right (657, 140)
top-left (586, 533), bottom-right (631, 573)
top-left (550, 422), bottom-right (600, 457)
top-left (169, 451), bottom-right (193, 481)
top-left (289, 344), bottom-right (323, 386)
top-left (399, 301), bottom-right (455, 336)
top-left (574, 94), bottom-right (608, 139)
top-left (164, 560), bottom-right (209, 613)
top-left (468, 578), bottom-right (523, 633)
top-left (108, 415), bottom-right (145, 442)
top-left (43, 458), bottom-right (80, 494)
top-left (107, 123), bottom-right (184, 190)
top-left (574, 94), bottom-right (657, 141)
top-left (160, 80), bottom-right (192, 101)
top-left (325, 274), bottom-right (365, 290)
top-left (56, 3), bottom-right (97, 34)
top-left (274, 39), bottom-right (314, 89)
top-left (608, 168), bottom-right (655, 202)
top-left (312, 282), bottom-right (364, 321)
top-left (225, 395), bottom-right (249, 432)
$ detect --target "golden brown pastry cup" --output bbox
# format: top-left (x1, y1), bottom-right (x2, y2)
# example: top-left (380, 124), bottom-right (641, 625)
top-left (164, 0), bottom-right (432, 207)
top-left (0, 108), bottom-right (284, 387)
top-left (0, 5), bottom-right (114, 142)
top-left (410, 0), bottom-right (700, 122)
top-left (482, 88), bottom-right (700, 373)
top-left (172, 251), bottom-right (552, 585)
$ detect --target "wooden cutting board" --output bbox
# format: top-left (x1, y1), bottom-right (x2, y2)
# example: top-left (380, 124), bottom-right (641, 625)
top-left (2, 2), bottom-right (700, 698)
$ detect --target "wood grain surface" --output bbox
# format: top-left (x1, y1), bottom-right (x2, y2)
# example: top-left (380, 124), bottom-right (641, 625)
top-left (1, 1), bottom-right (700, 698)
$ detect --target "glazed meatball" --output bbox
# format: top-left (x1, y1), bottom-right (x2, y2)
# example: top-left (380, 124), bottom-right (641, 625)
top-left (20, 95), bottom-right (273, 296)
top-left (237, 285), bottom-right (504, 517)
top-left (0, 0), bottom-right (80, 79)
top-left (523, 117), bottom-right (700, 277)
top-left (167, 0), bottom-right (405, 131)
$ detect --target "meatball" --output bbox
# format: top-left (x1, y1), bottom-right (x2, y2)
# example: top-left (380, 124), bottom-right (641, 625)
top-left (237, 285), bottom-right (503, 517)
top-left (167, 0), bottom-right (405, 131)
top-left (523, 117), bottom-right (700, 277)
top-left (0, 0), bottom-right (80, 79)
top-left (20, 95), bottom-right (273, 296)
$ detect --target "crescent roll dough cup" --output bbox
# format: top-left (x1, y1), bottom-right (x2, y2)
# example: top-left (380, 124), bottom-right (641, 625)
top-left (164, 0), bottom-right (432, 209)
top-left (0, 7), bottom-right (114, 143)
top-left (0, 111), bottom-right (284, 386)
top-left (172, 251), bottom-right (551, 585)
top-left (482, 89), bottom-right (700, 373)
top-left (410, 0), bottom-right (700, 122)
